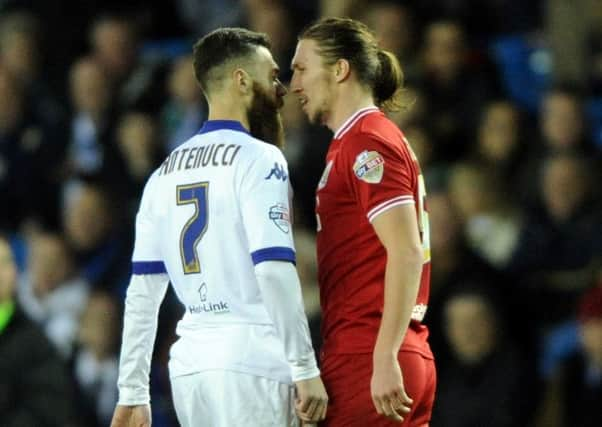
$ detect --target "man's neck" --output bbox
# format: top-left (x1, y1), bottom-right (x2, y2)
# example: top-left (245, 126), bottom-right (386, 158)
top-left (326, 85), bottom-right (376, 133)
top-left (206, 93), bottom-right (250, 131)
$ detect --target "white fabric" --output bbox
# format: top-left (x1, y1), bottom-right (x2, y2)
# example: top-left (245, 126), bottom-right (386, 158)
top-left (254, 261), bottom-right (319, 381)
top-left (118, 273), bottom-right (169, 405)
top-left (117, 125), bottom-right (319, 407)
top-left (17, 274), bottom-right (90, 358)
top-left (171, 370), bottom-right (298, 427)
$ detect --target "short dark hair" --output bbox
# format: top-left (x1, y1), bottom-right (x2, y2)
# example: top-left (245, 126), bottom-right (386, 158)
top-left (192, 28), bottom-right (270, 95)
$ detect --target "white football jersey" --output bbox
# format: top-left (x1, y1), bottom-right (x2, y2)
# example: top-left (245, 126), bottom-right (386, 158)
top-left (131, 120), bottom-right (297, 382)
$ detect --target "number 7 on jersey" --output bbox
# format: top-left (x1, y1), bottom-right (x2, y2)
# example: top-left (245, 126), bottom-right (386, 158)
top-left (177, 182), bottom-right (209, 274)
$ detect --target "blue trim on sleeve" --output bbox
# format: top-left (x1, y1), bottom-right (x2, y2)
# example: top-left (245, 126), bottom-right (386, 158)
top-left (132, 261), bottom-right (167, 275)
top-left (251, 247), bottom-right (296, 265)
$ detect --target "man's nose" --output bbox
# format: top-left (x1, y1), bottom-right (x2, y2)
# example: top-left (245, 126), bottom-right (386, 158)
top-left (290, 72), bottom-right (302, 93)
top-left (277, 80), bottom-right (288, 97)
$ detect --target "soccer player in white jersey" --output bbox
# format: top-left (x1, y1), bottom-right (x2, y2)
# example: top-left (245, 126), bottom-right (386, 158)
top-left (110, 28), bottom-right (328, 427)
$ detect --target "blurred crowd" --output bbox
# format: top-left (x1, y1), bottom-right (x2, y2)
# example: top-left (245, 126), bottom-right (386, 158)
top-left (0, 1), bottom-right (601, 426)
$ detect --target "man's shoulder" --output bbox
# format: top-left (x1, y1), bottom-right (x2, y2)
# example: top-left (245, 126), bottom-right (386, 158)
top-left (341, 113), bottom-right (400, 147)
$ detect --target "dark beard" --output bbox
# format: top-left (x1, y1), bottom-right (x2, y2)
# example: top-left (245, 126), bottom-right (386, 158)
top-left (248, 82), bottom-right (285, 149)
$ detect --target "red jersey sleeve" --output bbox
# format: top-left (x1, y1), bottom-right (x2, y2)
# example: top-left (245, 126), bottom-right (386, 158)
top-left (342, 132), bottom-right (416, 223)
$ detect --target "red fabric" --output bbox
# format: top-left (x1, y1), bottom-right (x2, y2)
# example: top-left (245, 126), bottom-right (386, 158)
top-left (578, 284), bottom-right (602, 323)
top-left (316, 110), bottom-right (432, 357)
top-left (319, 350), bottom-right (436, 427)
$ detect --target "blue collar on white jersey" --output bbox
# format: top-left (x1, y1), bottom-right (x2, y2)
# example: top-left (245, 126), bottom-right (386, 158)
top-left (198, 120), bottom-right (250, 135)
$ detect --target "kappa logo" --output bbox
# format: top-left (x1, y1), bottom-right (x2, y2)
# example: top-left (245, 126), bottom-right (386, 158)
top-left (353, 150), bottom-right (385, 184)
top-left (317, 160), bottom-right (333, 190)
top-left (265, 162), bottom-right (288, 181)
top-left (269, 203), bottom-right (290, 233)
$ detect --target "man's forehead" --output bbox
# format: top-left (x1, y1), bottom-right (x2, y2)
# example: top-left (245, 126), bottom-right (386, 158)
top-left (255, 45), bottom-right (279, 70)
top-left (291, 39), bottom-right (318, 65)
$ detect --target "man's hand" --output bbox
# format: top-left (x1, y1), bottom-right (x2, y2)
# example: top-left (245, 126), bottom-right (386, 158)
top-left (295, 376), bottom-right (328, 423)
top-left (371, 353), bottom-right (413, 423)
top-left (110, 404), bottom-right (151, 427)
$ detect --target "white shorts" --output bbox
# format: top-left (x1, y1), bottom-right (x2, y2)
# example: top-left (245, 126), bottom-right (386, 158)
top-left (171, 370), bottom-right (298, 427)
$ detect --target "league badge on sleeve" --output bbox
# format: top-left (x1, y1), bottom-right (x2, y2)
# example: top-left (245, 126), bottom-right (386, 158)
top-left (353, 150), bottom-right (385, 183)
top-left (269, 203), bottom-right (291, 233)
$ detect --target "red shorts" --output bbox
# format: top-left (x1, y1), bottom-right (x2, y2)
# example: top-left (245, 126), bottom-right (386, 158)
top-left (319, 351), bottom-right (436, 427)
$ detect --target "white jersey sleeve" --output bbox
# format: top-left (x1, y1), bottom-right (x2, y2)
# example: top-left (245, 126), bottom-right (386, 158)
top-left (255, 261), bottom-right (319, 381)
top-left (239, 146), bottom-right (295, 265)
top-left (131, 172), bottom-right (167, 274)
top-left (238, 145), bottom-right (319, 380)
top-left (117, 172), bottom-right (169, 405)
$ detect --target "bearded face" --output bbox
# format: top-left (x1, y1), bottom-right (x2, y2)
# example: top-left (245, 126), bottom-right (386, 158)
top-left (247, 81), bottom-right (285, 148)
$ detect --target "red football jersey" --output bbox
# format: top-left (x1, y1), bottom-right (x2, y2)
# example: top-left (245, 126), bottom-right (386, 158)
top-left (316, 107), bottom-right (432, 357)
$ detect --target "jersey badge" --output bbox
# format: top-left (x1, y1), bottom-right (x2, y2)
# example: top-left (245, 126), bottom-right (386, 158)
top-left (353, 150), bottom-right (384, 183)
top-left (269, 203), bottom-right (290, 233)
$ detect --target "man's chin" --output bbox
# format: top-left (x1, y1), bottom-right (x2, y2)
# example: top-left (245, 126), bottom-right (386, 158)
top-left (310, 110), bottom-right (325, 126)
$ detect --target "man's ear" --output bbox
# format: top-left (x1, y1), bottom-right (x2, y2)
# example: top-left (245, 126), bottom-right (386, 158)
top-left (334, 59), bottom-right (350, 83)
top-left (233, 68), bottom-right (251, 94)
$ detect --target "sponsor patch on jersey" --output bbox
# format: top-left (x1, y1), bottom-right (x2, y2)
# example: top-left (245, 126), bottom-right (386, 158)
top-left (317, 160), bottom-right (333, 190)
top-left (269, 203), bottom-right (290, 233)
top-left (353, 150), bottom-right (384, 183)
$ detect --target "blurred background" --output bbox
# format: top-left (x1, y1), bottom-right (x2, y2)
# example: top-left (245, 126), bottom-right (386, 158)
top-left (0, 0), bottom-right (601, 426)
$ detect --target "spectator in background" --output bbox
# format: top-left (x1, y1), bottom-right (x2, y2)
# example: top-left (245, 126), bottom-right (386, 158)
top-left (68, 56), bottom-right (117, 177)
top-left (0, 11), bottom-right (65, 127)
top-left (521, 85), bottom-right (597, 206)
top-left (115, 111), bottom-right (164, 217)
top-left (161, 55), bottom-right (206, 152)
top-left (447, 162), bottom-right (522, 269)
top-left (0, 65), bottom-right (64, 230)
top-left (472, 100), bottom-right (523, 191)
top-left (418, 20), bottom-right (498, 161)
top-left (359, 1), bottom-right (418, 82)
top-left (423, 190), bottom-right (502, 372)
top-left (507, 153), bottom-right (602, 326)
top-left (432, 285), bottom-right (537, 427)
top-left (246, 0), bottom-right (296, 78)
top-left (535, 284), bottom-right (602, 427)
top-left (90, 15), bottom-right (137, 86)
top-left (546, 0), bottom-right (602, 94)
top-left (175, 0), bottom-right (245, 38)
top-left (0, 234), bottom-right (78, 427)
top-left (89, 14), bottom-right (165, 112)
top-left (16, 231), bottom-right (90, 358)
top-left (540, 86), bottom-right (590, 153)
top-left (72, 290), bottom-right (120, 427)
top-left (319, 0), bottom-right (364, 19)
top-left (62, 180), bottom-right (130, 291)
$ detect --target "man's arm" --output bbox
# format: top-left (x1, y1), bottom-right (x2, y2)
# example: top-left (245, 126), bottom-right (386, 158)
top-left (116, 273), bottom-right (169, 405)
top-left (240, 147), bottom-right (327, 422)
top-left (110, 272), bottom-right (169, 427)
top-left (254, 260), bottom-right (328, 422)
top-left (370, 203), bottom-right (423, 422)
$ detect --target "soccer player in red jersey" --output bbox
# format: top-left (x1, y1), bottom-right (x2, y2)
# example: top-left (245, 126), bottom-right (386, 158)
top-left (291, 18), bottom-right (436, 426)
